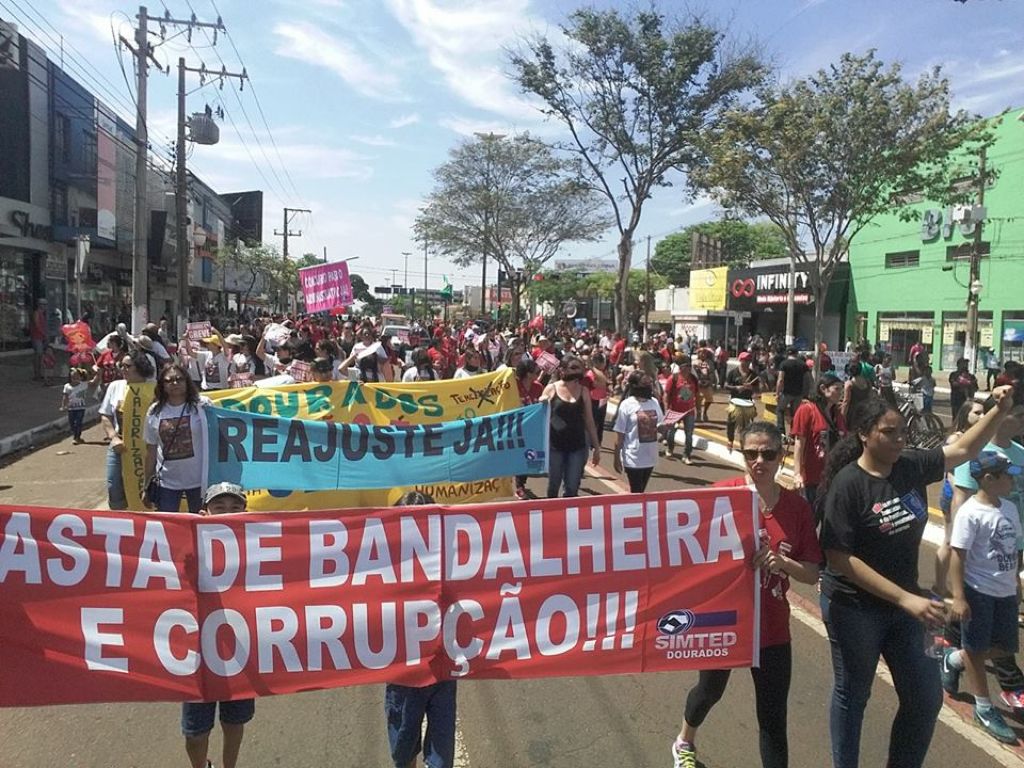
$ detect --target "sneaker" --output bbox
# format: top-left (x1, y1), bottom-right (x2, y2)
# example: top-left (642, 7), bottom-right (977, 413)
top-left (941, 649), bottom-right (961, 695)
top-left (974, 705), bottom-right (1018, 744)
top-left (671, 740), bottom-right (697, 768)
top-left (663, 447), bottom-right (674, 458)
top-left (683, 456), bottom-right (694, 465)
top-left (1000, 689), bottom-right (1024, 711)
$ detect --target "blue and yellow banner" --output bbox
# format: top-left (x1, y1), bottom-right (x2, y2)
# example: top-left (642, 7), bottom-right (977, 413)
top-left (206, 403), bottom-right (550, 490)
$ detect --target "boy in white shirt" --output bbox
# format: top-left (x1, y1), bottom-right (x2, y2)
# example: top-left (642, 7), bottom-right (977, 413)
top-left (943, 452), bottom-right (1023, 745)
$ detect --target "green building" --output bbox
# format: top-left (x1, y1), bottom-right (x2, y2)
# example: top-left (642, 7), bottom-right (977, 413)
top-left (847, 107), bottom-right (1024, 371)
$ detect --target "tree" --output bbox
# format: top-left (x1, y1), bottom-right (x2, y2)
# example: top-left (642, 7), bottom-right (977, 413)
top-left (695, 50), bottom-right (993, 373)
top-left (652, 219), bottom-right (788, 285)
top-left (415, 132), bottom-right (608, 325)
top-left (528, 268), bottom-right (666, 329)
top-left (348, 273), bottom-right (381, 314)
top-left (509, 7), bottom-right (763, 334)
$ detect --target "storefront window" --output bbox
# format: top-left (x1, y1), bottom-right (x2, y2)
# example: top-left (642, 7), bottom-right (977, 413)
top-left (0, 251), bottom-right (31, 350)
top-left (940, 311), bottom-right (993, 370)
top-left (1003, 312), bottom-right (1024, 363)
top-left (876, 312), bottom-right (934, 365)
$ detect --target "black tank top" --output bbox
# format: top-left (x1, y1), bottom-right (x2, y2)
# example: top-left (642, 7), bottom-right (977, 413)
top-left (549, 391), bottom-right (587, 452)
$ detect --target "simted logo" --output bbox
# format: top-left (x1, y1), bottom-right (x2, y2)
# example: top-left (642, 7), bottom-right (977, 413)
top-left (657, 609), bottom-right (695, 636)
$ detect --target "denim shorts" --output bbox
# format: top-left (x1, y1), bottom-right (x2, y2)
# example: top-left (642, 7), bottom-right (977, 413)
top-left (181, 699), bottom-right (255, 737)
top-left (962, 584), bottom-right (1019, 654)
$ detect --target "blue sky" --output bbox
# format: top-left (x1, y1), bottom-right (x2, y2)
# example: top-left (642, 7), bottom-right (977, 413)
top-left (10, 0), bottom-right (1024, 293)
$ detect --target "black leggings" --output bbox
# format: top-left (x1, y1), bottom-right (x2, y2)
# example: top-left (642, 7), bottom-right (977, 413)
top-left (684, 642), bottom-right (791, 768)
top-left (624, 466), bottom-right (653, 493)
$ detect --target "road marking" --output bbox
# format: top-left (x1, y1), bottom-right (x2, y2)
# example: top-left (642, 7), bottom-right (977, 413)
top-left (789, 602), bottom-right (1023, 767)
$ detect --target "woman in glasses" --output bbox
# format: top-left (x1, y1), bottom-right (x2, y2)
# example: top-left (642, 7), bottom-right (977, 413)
top-left (143, 363), bottom-right (211, 513)
top-left (817, 389), bottom-right (1014, 768)
top-left (672, 421), bottom-right (821, 768)
top-left (98, 351), bottom-right (154, 510)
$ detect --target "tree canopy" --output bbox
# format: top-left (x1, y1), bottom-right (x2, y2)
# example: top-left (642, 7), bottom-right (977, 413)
top-left (694, 49), bottom-right (994, 365)
top-left (652, 220), bottom-right (788, 286)
top-left (509, 7), bottom-right (763, 333)
top-left (414, 132), bottom-right (608, 324)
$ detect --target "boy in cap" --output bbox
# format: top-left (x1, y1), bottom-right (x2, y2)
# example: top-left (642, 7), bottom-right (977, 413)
top-left (943, 452), bottom-right (1023, 744)
top-left (181, 482), bottom-right (254, 768)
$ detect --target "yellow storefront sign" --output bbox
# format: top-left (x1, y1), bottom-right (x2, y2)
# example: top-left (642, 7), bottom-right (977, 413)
top-left (122, 369), bottom-right (519, 510)
top-left (689, 267), bottom-right (728, 311)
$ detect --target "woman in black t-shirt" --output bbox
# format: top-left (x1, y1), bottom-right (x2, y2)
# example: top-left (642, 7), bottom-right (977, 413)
top-left (818, 390), bottom-right (1014, 768)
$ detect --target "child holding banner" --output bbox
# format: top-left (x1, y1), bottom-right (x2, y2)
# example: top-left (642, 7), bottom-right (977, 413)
top-left (672, 421), bottom-right (821, 768)
top-left (182, 481), bottom-right (255, 768)
top-left (384, 491), bottom-right (458, 768)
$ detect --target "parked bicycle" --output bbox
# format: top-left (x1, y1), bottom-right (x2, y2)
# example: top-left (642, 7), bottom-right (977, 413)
top-left (896, 389), bottom-right (946, 449)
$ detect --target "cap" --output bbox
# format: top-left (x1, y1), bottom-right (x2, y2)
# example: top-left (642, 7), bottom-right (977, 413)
top-left (969, 451), bottom-right (1022, 479)
top-left (738, 351), bottom-right (752, 361)
top-left (134, 335), bottom-right (154, 352)
top-left (202, 336), bottom-right (222, 347)
top-left (203, 482), bottom-right (246, 505)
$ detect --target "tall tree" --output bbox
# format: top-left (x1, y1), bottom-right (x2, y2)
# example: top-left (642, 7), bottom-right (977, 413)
top-left (652, 220), bottom-right (787, 285)
top-left (415, 132), bottom-right (608, 325)
top-left (694, 50), bottom-right (994, 370)
top-left (509, 7), bottom-right (763, 334)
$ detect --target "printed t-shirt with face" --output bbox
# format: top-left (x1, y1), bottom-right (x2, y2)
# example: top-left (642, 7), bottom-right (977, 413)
top-left (613, 396), bottom-right (664, 469)
top-left (953, 440), bottom-right (1024, 546)
top-left (715, 477), bottom-right (822, 647)
top-left (143, 398), bottom-right (210, 490)
top-left (950, 495), bottom-right (1022, 598)
top-left (198, 350), bottom-right (230, 390)
top-left (791, 402), bottom-right (846, 487)
top-left (98, 378), bottom-right (129, 436)
top-left (820, 447), bottom-right (945, 607)
top-left (63, 381), bottom-right (89, 410)
top-left (666, 371), bottom-right (698, 414)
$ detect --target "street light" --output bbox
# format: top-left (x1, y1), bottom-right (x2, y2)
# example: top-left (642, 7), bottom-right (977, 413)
top-left (474, 131), bottom-right (507, 317)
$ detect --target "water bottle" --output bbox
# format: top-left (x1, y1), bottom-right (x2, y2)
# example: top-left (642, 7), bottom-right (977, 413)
top-left (922, 592), bottom-right (946, 659)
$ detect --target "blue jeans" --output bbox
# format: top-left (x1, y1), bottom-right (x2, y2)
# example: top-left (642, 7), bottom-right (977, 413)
top-left (67, 408), bottom-right (85, 440)
top-left (665, 412), bottom-right (695, 457)
top-left (156, 484), bottom-right (202, 513)
top-left (385, 681), bottom-right (457, 768)
top-left (546, 446), bottom-right (588, 498)
top-left (821, 594), bottom-right (942, 768)
top-left (106, 446), bottom-right (128, 510)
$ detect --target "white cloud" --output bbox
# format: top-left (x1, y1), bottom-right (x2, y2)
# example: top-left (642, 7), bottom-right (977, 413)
top-left (385, 0), bottom-right (545, 123)
top-left (349, 134), bottom-right (398, 147)
top-left (273, 22), bottom-right (406, 101)
top-left (390, 112), bottom-right (421, 128)
top-left (208, 139), bottom-right (375, 181)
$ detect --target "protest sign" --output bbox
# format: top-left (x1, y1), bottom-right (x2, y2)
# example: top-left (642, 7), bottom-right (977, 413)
top-left (186, 321), bottom-right (211, 342)
top-left (0, 487), bottom-right (759, 707)
top-left (207, 403), bottom-right (550, 490)
top-left (227, 371), bottom-right (254, 389)
top-left (536, 352), bottom-right (559, 374)
top-left (288, 360), bottom-right (312, 383)
top-left (299, 262), bottom-right (353, 313)
top-left (121, 370), bottom-right (522, 510)
top-left (661, 409), bottom-right (692, 426)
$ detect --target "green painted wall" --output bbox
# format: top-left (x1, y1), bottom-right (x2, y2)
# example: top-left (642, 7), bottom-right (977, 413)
top-left (846, 108), bottom-right (1024, 368)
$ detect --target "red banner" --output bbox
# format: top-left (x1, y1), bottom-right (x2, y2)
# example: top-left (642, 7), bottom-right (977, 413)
top-left (0, 488), bottom-right (759, 707)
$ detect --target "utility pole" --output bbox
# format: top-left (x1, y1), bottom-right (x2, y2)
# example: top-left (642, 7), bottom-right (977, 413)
top-left (423, 241), bottom-right (428, 324)
top-left (965, 147), bottom-right (987, 373)
top-left (323, 246), bottom-right (328, 264)
top-left (274, 207), bottom-right (310, 314)
top-left (644, 235), bottom-right (651, 343)
top-left (120, 6), bottom-right (162, 334)
top-left (402, 251), bottom-right (411, 317)
top-left (785, 251), bottom-right (797, 347)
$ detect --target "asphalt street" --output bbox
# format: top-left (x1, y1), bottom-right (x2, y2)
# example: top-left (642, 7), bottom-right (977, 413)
top-left (1, 406), bottom-right (1023, 768)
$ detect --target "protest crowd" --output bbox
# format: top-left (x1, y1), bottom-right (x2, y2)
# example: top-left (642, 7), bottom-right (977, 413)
top-left (12, 304), bottom-right (1024, 768)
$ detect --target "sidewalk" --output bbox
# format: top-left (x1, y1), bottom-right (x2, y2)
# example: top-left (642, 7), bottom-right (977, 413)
top-left (0, 350), bottom-right (100, 458)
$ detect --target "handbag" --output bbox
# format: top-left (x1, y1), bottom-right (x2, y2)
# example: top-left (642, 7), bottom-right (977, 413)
top-left (144, 406), bottom-right (189, 506)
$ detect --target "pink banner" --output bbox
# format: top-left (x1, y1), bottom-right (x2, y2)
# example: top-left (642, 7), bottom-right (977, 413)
top-left (299, 262), bottom-right (353, 313)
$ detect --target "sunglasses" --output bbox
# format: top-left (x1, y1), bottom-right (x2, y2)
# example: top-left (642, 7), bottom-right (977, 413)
top-left (162, 376), bottom-right (185, 385)
top-left (742, 448), bottom-right (780, 462)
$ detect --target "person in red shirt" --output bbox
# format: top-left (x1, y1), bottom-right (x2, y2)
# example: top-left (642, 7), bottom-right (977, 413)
top-left (662, 354), bottom-right (699, 463)
top-left (609, 333), bottom-right (626, 367)
top-left (671, 421), bottom-right (821, 768)
top-left (93, 335), bottom-right (127, 393)
top-left (791, 373), bottom-right (847, 509)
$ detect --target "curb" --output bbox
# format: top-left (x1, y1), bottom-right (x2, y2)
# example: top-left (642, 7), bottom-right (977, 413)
top-left (0, 404), bottom-right (101, 459)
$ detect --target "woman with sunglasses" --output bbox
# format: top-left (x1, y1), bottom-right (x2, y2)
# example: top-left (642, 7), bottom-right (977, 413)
top-left (818, 388), bottom-right (1015, 768)
top-left (99, 351), bottom-right (154, 510)
top-left (143, 363), bottom-right (211, 513)
top-left (672, 421), bottom-right (820, 768)
top-left (540, 354), bottom-right (601, 498)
